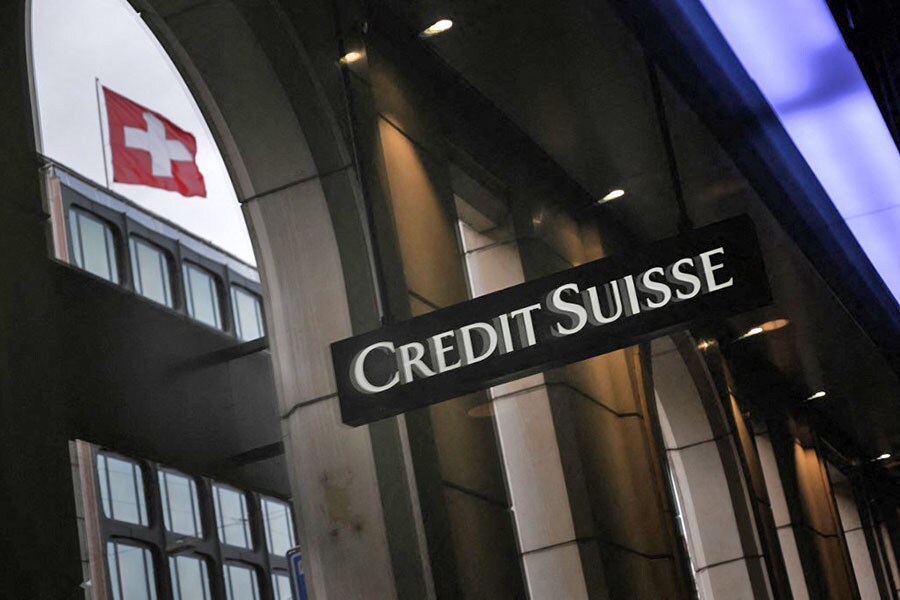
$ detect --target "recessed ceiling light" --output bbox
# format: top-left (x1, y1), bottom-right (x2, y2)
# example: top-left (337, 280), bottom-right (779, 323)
top-left (806, 391), bottom-right (826, 401)
top-left (339, 51), bottom-right (364, 64)
top-left (876, 453), bottom-right (891, 461)
top-left (741, 326), bottom-right (764, 339)
top-left (738, 318), bottom-right (789, 340)
top-left (421, 19), bottom-right (453, 38)
top-left (598, 189), bottom-right (625, 203)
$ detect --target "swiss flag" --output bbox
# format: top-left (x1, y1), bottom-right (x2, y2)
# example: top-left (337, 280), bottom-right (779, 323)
top-left (103, 87), bottom-right (206, 197)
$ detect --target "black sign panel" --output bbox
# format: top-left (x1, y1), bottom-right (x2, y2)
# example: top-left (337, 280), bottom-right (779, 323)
top-left (332, 216), bottom-right (770, 426)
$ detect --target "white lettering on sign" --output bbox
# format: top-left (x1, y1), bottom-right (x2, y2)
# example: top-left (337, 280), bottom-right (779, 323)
top-left (347, 246), bottom-right (734, 395)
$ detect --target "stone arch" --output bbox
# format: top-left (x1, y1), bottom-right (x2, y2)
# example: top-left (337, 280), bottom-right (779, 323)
top-left (129, 2), bottom-right (412, 598)
top-left (23, 0), bottom-right (417, 596)
top-left (652, 334), bottom-right (775, 599)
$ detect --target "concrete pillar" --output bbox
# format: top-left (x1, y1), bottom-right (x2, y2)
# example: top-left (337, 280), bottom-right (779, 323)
top-left (246, 181), bottom-right (397, 599)
top-left (138, 1), bottom-right (436, 596)
top-left (829, 465), bottom-right (887, 599)
top-left (760, 417), bottom-right (859, 598)
top-left (371, 116), bottom-right (525, 598)
top-left (653, 337), bottom-right (773, 599)
top-left (755, 431), bottom-right (813, 599)
top-left (460, 215), bottom-right (595, 599)
top-left (514, 202), bottom-right (691, 598)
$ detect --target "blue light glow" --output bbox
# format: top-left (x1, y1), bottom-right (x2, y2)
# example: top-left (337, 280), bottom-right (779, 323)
top-left (699, 0), bottom-right (900, 303)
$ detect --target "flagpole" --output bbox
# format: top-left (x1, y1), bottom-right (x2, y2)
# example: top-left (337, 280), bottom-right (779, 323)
top-left (94, 77), bottom-right (111, 189)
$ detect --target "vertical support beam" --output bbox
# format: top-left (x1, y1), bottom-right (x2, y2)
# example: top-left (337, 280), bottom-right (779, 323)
top-left (245, 180), bottom-right (398, 600)
top-left (461, 217), bottom-right (596, 599)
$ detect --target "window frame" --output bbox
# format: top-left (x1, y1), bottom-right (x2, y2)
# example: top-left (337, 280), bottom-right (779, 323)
top-left (182, 259), bottom-right (225, 331)
top-left (86, 444), bottom-right (296, 600)
top-left (230, 283), bottom-right (266, 342)
top-left (129, 234), bottom-right (176, 308)
top-left (66, 205), bottom-right (123, 285)
top-left (158, 467), bottom-right (204, 539)
top-left (106, 537), bottom-right (160, 600)
top-left (96, 450), bottom-right (151, 527)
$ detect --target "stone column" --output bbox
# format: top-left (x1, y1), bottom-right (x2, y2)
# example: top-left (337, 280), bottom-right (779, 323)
top-left (652, 337), bottom-right (774, 599)
top-left (461, 215), bottom-right (596, 599)
top-left (759, 416), bottom-right (858, 598)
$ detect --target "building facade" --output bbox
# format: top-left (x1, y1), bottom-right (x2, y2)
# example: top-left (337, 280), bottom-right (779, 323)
top-left (2, 0), bottom-right (900, 599)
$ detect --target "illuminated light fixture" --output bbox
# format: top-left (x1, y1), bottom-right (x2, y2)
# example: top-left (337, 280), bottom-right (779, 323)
top-left (740, 326), bottom-right (764, 339)
top-left (420, 19), bottom-right (453, 38)
top-left (698, 0), bottom-right (900, 304)
top-left (876, 453), bottom-right (891, 461)
top-left (339, 51), bottom-right (364, 65)
top-left (598, 189), bottom-right (625, 203)
top-left (697, 339), bottom-right (715, 350)
top-left (738, 318), bottom-right (789, 340)
top-left (806, 391), bottom-right (826, 401)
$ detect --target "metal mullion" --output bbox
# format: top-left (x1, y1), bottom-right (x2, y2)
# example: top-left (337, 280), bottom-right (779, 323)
top-left (75, 211), bottom-right (86, 269)
top-left (132, 239), bottom-right (144, 295)
top-left (112, 542), bottom-right (124, 599)
top-left (184, 264), bottom-right (196, 318)
top-left (103, 454), bottom-right (116, 521)
top-left (143, 545), bottom-right (155, 599)
top-left (188, 477), bottom-right (200, 538)
top-left (172, 555), bottom-right (182, 600)
top-left (131, 461), bottom-right (144, 525)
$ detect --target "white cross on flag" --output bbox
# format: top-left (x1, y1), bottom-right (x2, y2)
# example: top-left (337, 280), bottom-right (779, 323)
top-left (103, 86), bottom-right (206, 197)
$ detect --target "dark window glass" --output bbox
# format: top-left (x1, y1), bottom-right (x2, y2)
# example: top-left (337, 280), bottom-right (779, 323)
top-left (107, 540), bottom-right (157, 600)
top-left (261, 496), bottom-right (295, 557)
top-left (97, 453), bottom-right (148, 526)
top-left (169, 554), bottom-right (211, 600)
top-left (68, 208), bottom-right (119, 283)
top-left (159, 469), bottom-right (202, 538)
top-left (183, 263), bottom-right (222, 329)
top-left (231, 285), bottom-right (264, 341)
top-left (213, 483), bottom-right (252, 548)
top-left (130, 237), bottom-right (173, 307)
top-left (224, 562), bottom-right (260, 600)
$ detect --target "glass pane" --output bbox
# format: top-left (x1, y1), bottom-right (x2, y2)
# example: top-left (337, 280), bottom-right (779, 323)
top-left (107, 541), bottom-right (157, 600)
top-left (70, 209), bottom-right (118, 283)
top-left (261, 496), bottom-right (295, 557)
top-left (159, 469), bottom-right (202, 537)
top-left (169, 555), bottom-right (211, 600)
top-left (131, 238), bottom-right (172, 307)
top-left (224, 563), bottom-right (260, 600)
top-left (184, 263), bottom-right (221, 329)
top-left (97, 453), bottom-right (148, 526)
top-left (272, 573), bottom-right (293, 600)
top-left (231, 286), bottom-right (264, 341)
top-left (213, 483), bottom-right (252, 548)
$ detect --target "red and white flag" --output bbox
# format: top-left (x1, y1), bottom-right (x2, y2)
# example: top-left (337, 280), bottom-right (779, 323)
top-left (102, 86), bottom-right (206, 197)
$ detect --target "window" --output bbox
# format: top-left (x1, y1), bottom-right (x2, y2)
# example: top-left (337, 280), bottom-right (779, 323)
top-left (130, 237), bottom-right (173, 307)
top-left (224, 562), bottom-right (260, 600)
top-left (262, 496), bottom-right (295, 557)
top-left (272, 572), bottom-right (293, 600)
top-left (231, 285), bottom-right (264, 341)
top-left (183, 262), bottom-right (222, 329)
top-left (68, 208), bottom-right (119, 283)
top-left (97, 453), bottom-right (148, 526)
top-left (170, 555), bottom-right (212, 600)
top-left (213, 483), bottom-right (252, 548)
top-left (159, 469), bottom-right (202, 538)
top-left (107, 540), bottom-right (157, 600)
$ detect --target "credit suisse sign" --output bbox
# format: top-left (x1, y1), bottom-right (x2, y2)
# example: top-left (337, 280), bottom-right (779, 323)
top-left (332, 216), bottom-right (770, 426)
